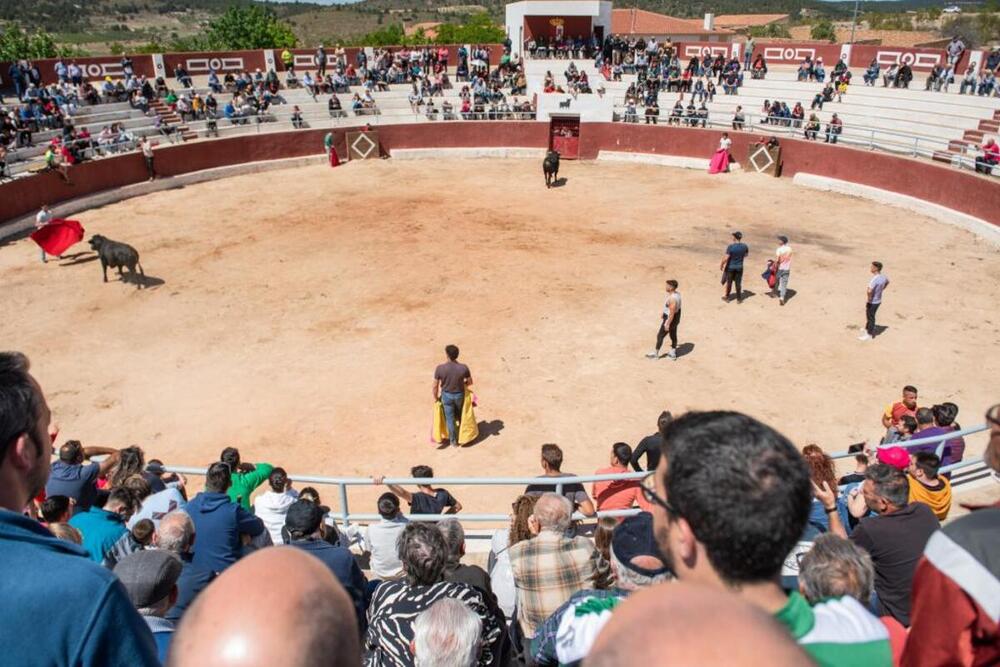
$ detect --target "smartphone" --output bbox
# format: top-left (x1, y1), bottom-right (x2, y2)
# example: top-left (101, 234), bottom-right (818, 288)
top-left (847, 442), bottom-right (865, 454)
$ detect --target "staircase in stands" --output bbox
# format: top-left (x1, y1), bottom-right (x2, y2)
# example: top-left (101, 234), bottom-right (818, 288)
top-left (149, 99), bottom-right (198, 142)
top-left (936, 108), bottom-right (1000, 165)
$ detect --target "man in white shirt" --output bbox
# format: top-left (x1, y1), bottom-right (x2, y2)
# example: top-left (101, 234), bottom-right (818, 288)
top-left (253, 467), bottom-right (299, 545)
top-left (35, 205), bottom-right (52, 263)
top-left (859, 261), bottom-right (889, 342)
top-left (363, 492), bottom-right (409, 579)
top-left (774, 235), bottom-right (792, 306)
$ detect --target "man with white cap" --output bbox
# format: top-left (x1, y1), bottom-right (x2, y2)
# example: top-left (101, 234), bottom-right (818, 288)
top-left (774, 235), bottom-right (792, 305)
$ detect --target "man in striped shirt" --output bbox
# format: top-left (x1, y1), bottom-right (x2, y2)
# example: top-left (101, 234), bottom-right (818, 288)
top-left (646, 411), bottom-right (892, 667)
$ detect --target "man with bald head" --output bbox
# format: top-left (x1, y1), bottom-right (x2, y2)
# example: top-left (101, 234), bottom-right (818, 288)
top-left (586, 582), bottom-right (813, 666)
top-left (509, 493), bottom-right (611, 652)
top-left (0, 351), bottom-right (159, 666)
top-left (169, 547), bottom-right (361, 667)
top-left (646, 411), bottom-right (892, 667)
top-left (155, 510), bottom-right (216, 623)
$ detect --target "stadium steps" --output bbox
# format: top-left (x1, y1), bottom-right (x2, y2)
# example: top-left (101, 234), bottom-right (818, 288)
top-left (149, 99), bottom-right (196, 142)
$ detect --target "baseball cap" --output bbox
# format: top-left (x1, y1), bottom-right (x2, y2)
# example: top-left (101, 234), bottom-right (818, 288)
top-left (285, 500), bottom-right (329, 538)
top-left (777, 235), bottom-right (788, 244)
top-left (113, 550), bottom-right (182, 608)
top-left (876, 446), bottom-right (910, 470)
top-left (610, 512), bottom-right (670, 577)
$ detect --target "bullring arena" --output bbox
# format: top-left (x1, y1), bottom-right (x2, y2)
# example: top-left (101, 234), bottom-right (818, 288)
top-left (2, 152), bottom-right (998, 513)
top-left (4, 8), bottom-right (1000, 662)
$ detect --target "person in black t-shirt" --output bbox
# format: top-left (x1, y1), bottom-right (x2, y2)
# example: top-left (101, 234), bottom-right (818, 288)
top-left (837, 453), bottom-right (869, 486)
top-left (523, 444), bottom-right (596, 516)
top-left (375, 465), bottom-right (462, 516)
top-left (720, 231), bottom-right (750, 303)
top-left (630, 411), bottom-right (673, 472)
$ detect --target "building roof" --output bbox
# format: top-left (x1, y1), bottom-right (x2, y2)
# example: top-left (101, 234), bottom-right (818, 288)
top-left (611, 8), bottom-right (733, 36)
top-left (714, 14), bottom-right (789, 29)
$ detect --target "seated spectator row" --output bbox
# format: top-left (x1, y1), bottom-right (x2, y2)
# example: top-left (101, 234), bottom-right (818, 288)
top-left (2, 349), bottom-right (996, 665)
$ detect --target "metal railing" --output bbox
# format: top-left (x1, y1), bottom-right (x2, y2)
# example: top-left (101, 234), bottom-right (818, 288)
top-left (613, 107), bottom-right (989, 171)
top-left (160, 423), bottom-right (990, 526)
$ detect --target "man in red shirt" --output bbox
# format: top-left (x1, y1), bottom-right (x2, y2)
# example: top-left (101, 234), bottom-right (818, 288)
top-left (592, 443), bottom-right (648, 514)
top-left (881, 385), bottom-right (919, 431)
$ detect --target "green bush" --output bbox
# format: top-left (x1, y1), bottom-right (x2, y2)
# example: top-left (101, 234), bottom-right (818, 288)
top-left (810, 19), bottom-right (837, 42)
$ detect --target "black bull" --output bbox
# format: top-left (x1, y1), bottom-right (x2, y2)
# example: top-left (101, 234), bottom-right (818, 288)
top-left (543, 151), bottom-right (560, 188)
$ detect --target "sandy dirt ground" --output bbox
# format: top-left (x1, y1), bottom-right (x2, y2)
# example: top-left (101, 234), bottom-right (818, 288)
top-left (2, 159), bottom-right (998, 517)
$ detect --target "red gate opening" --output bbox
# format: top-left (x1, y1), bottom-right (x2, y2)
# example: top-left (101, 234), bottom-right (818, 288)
top-left (549, 116), bottom-right (581, 159)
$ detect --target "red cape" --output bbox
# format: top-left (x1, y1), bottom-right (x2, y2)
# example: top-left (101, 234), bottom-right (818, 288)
top-left (31, 219), bottom-right (85, 256)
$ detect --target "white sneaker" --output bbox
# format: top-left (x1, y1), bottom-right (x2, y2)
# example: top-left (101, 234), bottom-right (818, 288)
top-left (858, 333), bottom-right (872, 341)
top-left (667, 349), bottom-right (677, 359)
top-left (645, 350), bottom-right (659, 359)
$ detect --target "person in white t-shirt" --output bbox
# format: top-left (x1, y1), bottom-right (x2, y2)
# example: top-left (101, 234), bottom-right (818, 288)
top-left (774, 235), bottom-right (792, 306)
top-left (860, 261), bottom-right (889, 341)
top-left (128, 483), bottom-right (186, 531)
top-left (253, 467), bottom-right (299, 545)
top-left (363, 492), bottom-right (409, 580)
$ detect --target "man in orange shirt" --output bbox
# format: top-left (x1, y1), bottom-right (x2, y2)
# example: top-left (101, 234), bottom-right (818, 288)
top-left (881, 385), bottom-right (918, 432)
top-left (592, 443), bottom-right (648, 514)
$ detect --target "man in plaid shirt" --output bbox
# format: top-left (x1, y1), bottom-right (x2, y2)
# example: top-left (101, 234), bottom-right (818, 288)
top-left (509, 493), bottom-right (611, 642)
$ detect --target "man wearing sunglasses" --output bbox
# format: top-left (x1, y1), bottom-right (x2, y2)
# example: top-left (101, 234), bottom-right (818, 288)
top-left (0, 351), bottom-right (159, 666)
top-left (902, 403), bottom-right (1000, 666)
top-left (644, 411), bottom-right (892, 667)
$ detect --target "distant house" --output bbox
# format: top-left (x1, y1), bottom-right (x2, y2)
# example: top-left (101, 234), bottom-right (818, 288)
top-left (714, 14), bottom-right (790, 32)
top-left (942, 5), bottom-right (961, 13)
top-left (610, 8), bottom-right (734, 42)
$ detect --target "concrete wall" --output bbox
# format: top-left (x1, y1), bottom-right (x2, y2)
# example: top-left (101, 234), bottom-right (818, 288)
top-left (3, 122), bottom-right (995, 229)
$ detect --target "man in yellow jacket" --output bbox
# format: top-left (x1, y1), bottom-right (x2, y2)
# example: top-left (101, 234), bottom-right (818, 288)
top-left (907, 452), bottom-right (952, 520)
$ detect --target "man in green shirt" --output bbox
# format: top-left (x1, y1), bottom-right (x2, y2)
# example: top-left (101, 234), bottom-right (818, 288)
top-left (220, 447), bottom-right (273, 511)
top-left (644, 411), bottom-right (892, 667)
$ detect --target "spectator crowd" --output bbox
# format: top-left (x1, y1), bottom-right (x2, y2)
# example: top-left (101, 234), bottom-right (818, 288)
top-left (1, 351), bottom-right (996, 666)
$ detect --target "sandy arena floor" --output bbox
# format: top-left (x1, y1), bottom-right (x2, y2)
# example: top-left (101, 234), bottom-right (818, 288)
top-left (2, 159), bottom-right (998, 515)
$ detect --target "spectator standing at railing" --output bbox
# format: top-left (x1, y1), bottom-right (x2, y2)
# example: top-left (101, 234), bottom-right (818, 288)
top-left (375, 466), bottom-right (462, 516)
top-left (630, 411), bottom-right (672, 472)
top-left (364, 492), bottom-right (409, 580)
top-left (901, 402), bottom-right (1000, 666)
top-left (591, 443), bottom-right (646, 513)
top-left (525, 444), bottom-right (597, 517)
top-left (858, 261), bottom-right (889, 341)
top-left (316, 44), bottom-right (327, 78)
top-left (140, 135), bottom-right (155, 181)
top-left (220, 447), bottom-right (273, 511)
top-left (46, 439), bottom-right (121, 513)
top-left (253, 467), bottom-right (298, 544)
top-left (882, 385), bottom-right (919, 432)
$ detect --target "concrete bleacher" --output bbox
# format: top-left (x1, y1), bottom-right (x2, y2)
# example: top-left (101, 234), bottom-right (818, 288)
top-left (6, 57), bottom-right (998, 178)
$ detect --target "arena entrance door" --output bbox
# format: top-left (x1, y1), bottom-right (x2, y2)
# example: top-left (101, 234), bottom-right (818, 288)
top-left (549, 115), bottom-right (580, 159)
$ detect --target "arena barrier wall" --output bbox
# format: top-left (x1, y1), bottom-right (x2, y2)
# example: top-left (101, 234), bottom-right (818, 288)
top-left (160, 50), bottom-right (268, 80)
top-left (849, 44), bottom-right (971, 73)
top-left (2, 122), bottom-right (997, 229)
top-left (0, 55), bottom-right (157, 85)
top-left (750, 42), bottom-right (847, 67)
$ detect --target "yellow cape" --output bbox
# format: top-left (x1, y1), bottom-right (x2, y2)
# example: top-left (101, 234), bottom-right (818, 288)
top-left (431, 392), bottom-right (479, 445)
